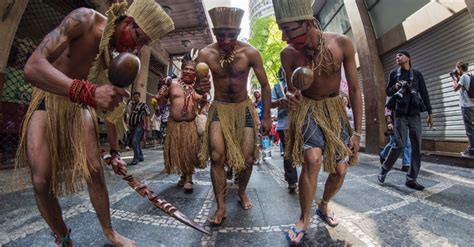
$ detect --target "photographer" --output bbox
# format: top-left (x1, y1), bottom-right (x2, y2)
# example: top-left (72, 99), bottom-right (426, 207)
top-left (451, 61), bottom-right (474, 157)
top-left (378, 51), bottom-right (433, 191)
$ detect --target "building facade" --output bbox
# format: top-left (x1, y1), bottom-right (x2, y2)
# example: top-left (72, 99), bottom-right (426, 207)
top-left (203, 0), bottom-right (231, 10)
top-left (314, 0), bottom-right (474, 154)
top-left (249, 0), bottom-right (274, 25)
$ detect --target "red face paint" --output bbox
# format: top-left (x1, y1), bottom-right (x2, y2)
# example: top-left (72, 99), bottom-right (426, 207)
top-left (116, 26), bottom-right (138, 53)
top-left (288, 33), bottom-right (308, 50)
top-left (182, 71), bottom-right (196, 83)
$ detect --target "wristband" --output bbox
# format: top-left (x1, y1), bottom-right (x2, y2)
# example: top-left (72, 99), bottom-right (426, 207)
top-left (69, 79), bottom-right (97, 107)
top-left (104, 149), bottom-right (121, 165)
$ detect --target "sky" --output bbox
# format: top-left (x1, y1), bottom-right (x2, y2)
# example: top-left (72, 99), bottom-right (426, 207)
top-left (231, 0), bottom-right (250, 39)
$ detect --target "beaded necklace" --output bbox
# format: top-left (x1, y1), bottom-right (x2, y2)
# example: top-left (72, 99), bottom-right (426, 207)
top-left (180, 79), bottom-right (195, 114)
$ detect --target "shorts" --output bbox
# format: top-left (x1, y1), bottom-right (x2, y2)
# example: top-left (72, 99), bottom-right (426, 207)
top-left (302, 114), bottom-right (351, 163)
top-left (36, 98), bottom-right (46, 111)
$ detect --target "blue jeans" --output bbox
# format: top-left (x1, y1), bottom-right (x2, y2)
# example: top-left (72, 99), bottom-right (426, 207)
top-left (380, 130), bottom-right (411, 166)
top-left (461, 107), bottom-right (474, 154)
top-left (383, 114), bottom-right (422, 181)
top-left (278, 130), bottom-right (297, 185)
top-left (131, 126), bottom-right (144, 163)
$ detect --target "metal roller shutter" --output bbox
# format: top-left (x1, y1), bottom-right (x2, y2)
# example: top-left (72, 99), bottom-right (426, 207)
top-left (381, 10), bottom-right (474, 141)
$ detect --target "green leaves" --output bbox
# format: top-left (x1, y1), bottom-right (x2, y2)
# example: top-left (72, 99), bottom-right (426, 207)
top-left (249, 16), bottom-right (286, 87)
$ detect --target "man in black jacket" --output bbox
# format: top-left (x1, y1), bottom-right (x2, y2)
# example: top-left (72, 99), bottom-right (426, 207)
top-left (378, 50), bottom-right (433, 190)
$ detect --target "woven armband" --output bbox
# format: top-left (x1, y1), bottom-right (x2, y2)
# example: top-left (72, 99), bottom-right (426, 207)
top-left (69, 79), bottom-right (97, 107)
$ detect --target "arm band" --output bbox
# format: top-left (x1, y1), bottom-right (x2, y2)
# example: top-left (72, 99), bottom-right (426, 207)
top-left (69, 79), bottom-right (97, 107)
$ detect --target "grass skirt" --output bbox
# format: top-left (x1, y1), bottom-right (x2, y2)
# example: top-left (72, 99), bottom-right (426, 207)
top-left (164, 118), bottom-right (202, 175)
top-left (285, 96), bottom-right (357, 173)
top-left (15, 88), bottom-right (98, 196)
top-left (198, 98), bottom-right (259, 172)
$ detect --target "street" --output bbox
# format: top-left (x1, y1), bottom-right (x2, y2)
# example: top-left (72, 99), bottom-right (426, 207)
top-left (1, 146), bottom-right (473, 246)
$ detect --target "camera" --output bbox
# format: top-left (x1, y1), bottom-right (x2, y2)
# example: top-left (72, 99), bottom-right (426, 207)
top-left (394, 80), bottom-right (410, 99)
top-left (449, 69), bottom-right (459, 78)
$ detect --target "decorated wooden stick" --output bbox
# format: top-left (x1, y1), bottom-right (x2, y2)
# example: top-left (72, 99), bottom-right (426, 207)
top-left (104, 157), bottom-right (210, 235)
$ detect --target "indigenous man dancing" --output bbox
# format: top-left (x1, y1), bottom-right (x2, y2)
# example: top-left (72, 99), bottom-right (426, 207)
top-left (15, 1), bottom-right (174, 246)
top-left (271, 0), bottom-right (363, 244)
top-left (156, 54), bottom-right (207, 193)
top-left (197, 7), bottom-right (272, 226)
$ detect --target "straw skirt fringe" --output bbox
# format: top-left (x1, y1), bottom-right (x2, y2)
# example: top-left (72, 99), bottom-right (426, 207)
top-left (15, 88), bottom-right (99, 196)
top-left (164, 118), bottom-right (202, 175)
top-left (198, 98), bottom-right (259, 172)
top-left (285, 96), bottom-right (357, 173)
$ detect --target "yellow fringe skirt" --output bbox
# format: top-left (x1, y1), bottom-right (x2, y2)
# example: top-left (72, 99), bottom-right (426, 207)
top-left (198, 98), bottom-right (259, 172)
top-left (15, 88), bottom-right (99, 196)
top-left (285, 96), bottom-right (357, 173)
top-left (164, 118), bottom-right (202, 175)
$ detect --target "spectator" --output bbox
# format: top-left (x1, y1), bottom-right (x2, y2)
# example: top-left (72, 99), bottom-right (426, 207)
top-left (341, 95), bottom-right (354, 130)
top-left (378, 50), bottom-right (433, 191)
top-left (126, 92), bottom-right (151, 166)
top-left (253, 90), bottom-right (264, 123)
top-left (271, 70), bottom-right (297, 193)
top-left (450, 61), bottom-right (474, 157)
top-left (151, 109), bottom-right (161, 147)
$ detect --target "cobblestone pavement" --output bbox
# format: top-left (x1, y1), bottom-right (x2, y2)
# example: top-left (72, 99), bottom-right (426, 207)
top-left (1, 146), bottom-right (473, 246)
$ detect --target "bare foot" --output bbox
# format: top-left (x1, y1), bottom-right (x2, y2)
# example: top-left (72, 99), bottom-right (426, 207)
top-left (209, 208), bottom-right (226, 226)
top-left (238, 192), bottom-right (252, 210)
top-left (103, 228), bottom-right (136, 247)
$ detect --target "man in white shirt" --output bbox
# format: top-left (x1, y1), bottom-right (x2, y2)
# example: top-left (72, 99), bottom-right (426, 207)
top-left (451, 61), bottom-right (474, 157)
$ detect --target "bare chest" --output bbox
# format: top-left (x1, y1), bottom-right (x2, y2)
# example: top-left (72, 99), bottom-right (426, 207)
top-left (53, 33), bottom-right (100, 79)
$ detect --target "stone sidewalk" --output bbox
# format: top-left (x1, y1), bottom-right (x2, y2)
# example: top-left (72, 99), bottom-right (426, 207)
top-left (0, 146), bottom-right (473, 246)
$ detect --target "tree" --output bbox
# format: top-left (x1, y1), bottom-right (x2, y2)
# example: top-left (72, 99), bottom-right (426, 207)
top-left (249, 16), bottom-right (286, 87)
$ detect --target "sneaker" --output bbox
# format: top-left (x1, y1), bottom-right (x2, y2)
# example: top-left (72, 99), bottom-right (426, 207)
top-left (405, 180), bottom-right (425, 190)
top-left (377, 167), bottom-right (388, 183)
top-left (401, 166), bottom-right (409, 172)
top-left (461, 151), bottom-right (473, 158)
top-left (128, 161), bottom-right (138, 166)
top-left (139, 158), bottom-right (144, 162)
top-left (288, 183), bottom-right (297, 193)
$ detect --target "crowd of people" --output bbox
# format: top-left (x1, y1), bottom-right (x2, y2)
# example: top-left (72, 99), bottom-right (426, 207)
top-left (11, 0), bottom-right (473, 246)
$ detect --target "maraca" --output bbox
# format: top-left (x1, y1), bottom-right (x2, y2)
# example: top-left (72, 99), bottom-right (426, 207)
top-left (291, 67), bottom-right (313, 91)
top-left (194, 62), bottom-right (209, 94)
top-left (108, 52), bottom-right (141, 87)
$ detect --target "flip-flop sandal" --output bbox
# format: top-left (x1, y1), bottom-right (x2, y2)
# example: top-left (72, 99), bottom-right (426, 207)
top-left (286, 226), bottom-right (305, 246)
top-left (316, 208), bottom-right (339, 227)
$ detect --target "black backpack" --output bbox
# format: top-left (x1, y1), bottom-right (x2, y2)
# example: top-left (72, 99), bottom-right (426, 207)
top-left (467, 75), bottom-right (474, 98)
